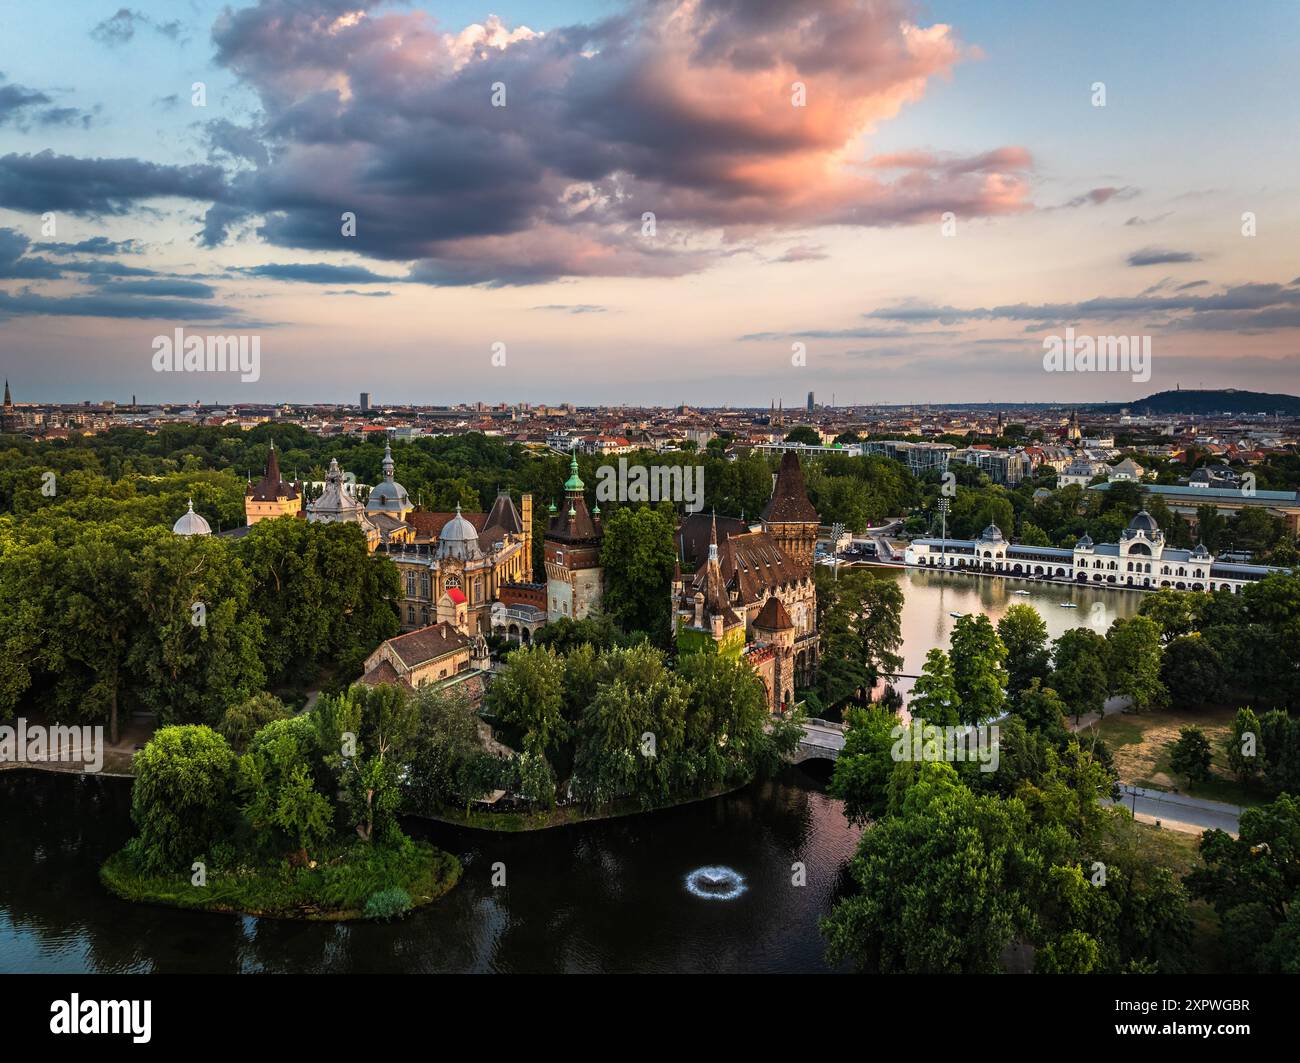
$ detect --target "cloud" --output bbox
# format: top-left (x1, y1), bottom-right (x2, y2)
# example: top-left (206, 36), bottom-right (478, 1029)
top-left (191, 0), bottom-right (1032, 285)
top-left (1125, 212), bottom-right (1172, 226)
top-left (90, 9), bottom-right (146, 45)
top-left (47, 236), bottom-right (145, 255)
top-left (100, 279), bottom-right (217, 299)
top-left (860, 280), bottom-right (1300, 332)
top-left (531, 303), bottom-right (608, 314)
top-left (0, 227), bottom-right (63, 279)
top-left (90, 8), bottom-right (184, 46)
top-left (1058, 185), bottom-right (1138, 209)
top-left (774, 244), bottom-right (828, 263)
top-left (237, 262), bottom-right (402, 284)
top-left (1127, 247), bottom-right (1202, 267)
top-left (0, 75), bottom-right (91, 129)
top-left (0, 289), bottom-right (233, 321)
top-left (0, 151), bottom-right (227, 215)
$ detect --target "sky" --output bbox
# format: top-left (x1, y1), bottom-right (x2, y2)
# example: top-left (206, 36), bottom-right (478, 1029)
top-left (1, 0), bottom-right (1298, 407)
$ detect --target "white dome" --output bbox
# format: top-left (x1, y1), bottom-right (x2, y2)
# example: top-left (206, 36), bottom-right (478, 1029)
top-left (435, 505), bottom-right (484, 561)
top-left (172, 499), bottom-right (211, 537)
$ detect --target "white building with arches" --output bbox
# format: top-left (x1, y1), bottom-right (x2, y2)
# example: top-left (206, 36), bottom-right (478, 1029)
top-left (904, 510), bottom-right (1287, 593)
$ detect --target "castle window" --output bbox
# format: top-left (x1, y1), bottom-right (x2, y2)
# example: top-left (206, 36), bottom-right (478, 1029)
top-left (406, 572), bottom-right (416, 597)
top-left (407, 605), bottom-right (415, 624)
top-left (420, 572), bottom-right (431, 598)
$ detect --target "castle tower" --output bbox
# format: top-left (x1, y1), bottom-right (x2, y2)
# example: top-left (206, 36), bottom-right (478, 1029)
top-left (245, 441), bottom-right (301, 525)
top-left (520, 493), bottom-right (534, 582)
top-left (544, 449), bottom-right (604, 621)
top-left (753, 596), bottom-right (796, 712)
top-left (760, 451), bottom-right (819, 568)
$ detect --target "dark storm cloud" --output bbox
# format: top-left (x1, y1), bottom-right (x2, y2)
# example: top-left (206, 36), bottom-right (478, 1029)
top-left (0, 151), bottom-right (227, 216)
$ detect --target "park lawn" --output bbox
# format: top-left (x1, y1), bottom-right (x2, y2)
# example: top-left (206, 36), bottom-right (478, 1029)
top-left (1083, 705), bottom-right (1266, 808)
top-left (101, 838), bottom-right (461, 921)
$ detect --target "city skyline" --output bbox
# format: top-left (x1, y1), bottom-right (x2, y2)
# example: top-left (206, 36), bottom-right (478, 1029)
top-left (1, 0), bottom-right (1299, 405)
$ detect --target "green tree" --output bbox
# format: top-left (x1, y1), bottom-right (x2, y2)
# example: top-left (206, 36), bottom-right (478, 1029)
top-left (908, 648), bottom-right (961, 726)
top-left (1225, 707), bottom-right (1262, 784)
top-left (1189, 794), bottom-right (1300, 972)
top-left (218, 693), bottom-right (292, 753)
top-left (317, 683), bottom-right (420, 843)
top-left (130, 725), bottom-right (239, 871)
top-left (1106, 615), bottom-right (1168, 713)
top-left (1169, 726), bottom-right (1212, 784)
top-left (485, 644), bottom-right (568, 754)
top-left (949, 613), bottom-right (1008, 724)
top-left (783, 426), bottom-right (821, 446)
top-left (828, 705), bottom-right (902, 826)
top-left (1160, 633), bottom-right (1227, 709)
top-left (997, 604), bottom-right (1051, 705)
top-left (1050, 628), bottom-right (1110, 721)
top-left (1013, 679), bottom-right (1068, 738)
top-left (599, 503), bottom-right (678, 642)
top-left (821, 762), bottom-right (1033, 973)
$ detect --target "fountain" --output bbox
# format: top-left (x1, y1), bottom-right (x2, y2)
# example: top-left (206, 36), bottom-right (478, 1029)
top-left (684, 866), bottom-right (747, 901)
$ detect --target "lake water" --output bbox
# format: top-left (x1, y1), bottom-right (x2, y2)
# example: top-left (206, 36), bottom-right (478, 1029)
top-left (861, 565), bottom-right (1144, 699)
top-left (0, 766), bottom-right (858, 974)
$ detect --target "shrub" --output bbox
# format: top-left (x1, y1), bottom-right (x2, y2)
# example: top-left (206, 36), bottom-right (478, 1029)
top-left (363, 887), bottom-right (412, 921)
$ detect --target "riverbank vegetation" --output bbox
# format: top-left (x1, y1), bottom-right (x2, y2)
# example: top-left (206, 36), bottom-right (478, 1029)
top-left (101, 686), bottom-right (462, 920)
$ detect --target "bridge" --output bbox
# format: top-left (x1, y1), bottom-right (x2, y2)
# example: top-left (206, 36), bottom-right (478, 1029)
top-left (793, 719), bottom-right (847, 763)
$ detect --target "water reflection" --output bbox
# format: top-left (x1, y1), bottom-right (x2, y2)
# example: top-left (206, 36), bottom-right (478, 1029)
top-left (0, 767), bottom-right (859, 974)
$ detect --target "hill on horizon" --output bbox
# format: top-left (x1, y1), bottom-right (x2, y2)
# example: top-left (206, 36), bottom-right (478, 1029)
top-left (1130, 388), bottom-right (1300, 416)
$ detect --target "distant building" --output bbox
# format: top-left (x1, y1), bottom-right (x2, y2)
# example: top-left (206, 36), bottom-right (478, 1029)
top-left (360, 392), bottom-right (370, 412)
top-left (2, 380), bottom-right (21, 434)
top-left (807, 391), bottom-right (815, 413)
top-left (905, 511), bottom-right (1288, 592)
top-left (244, 442), bottom-right (302, 525)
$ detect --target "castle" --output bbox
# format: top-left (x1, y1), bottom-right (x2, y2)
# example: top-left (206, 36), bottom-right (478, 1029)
top-left (671, 451), bottom-right (820, 714)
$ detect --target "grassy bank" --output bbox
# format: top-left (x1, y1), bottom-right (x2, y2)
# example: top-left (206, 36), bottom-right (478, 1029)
top-left (418, 780), bottom-right (750, 832)
top-left (101, 838), bottom-right (461, 921)
top-left (1082, 705), bottom-right (1266, 807)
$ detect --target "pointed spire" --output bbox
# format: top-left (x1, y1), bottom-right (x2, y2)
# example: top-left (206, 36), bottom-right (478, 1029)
top-left (707, 509), bottom-right (719, 563)
top-left (382, 440), bottom-right (395, 481)
top-left (2, 379), bottom-right (11, 407)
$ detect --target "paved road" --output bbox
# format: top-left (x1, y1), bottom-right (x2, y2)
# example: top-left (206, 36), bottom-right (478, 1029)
top-left (1108, 785), bottom-right (1241, 836)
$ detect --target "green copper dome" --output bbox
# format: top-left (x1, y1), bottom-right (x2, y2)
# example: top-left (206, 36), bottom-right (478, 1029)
top-left (564, 450), bottom-right (584, 492)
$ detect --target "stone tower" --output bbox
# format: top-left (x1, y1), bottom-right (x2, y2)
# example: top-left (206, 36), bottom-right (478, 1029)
top-left (760, 451), bottom-right (819, 567)
top-left (753, 595), bottom-right (796, 712)
top-left (544, 449), bottom-right (604, 621)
